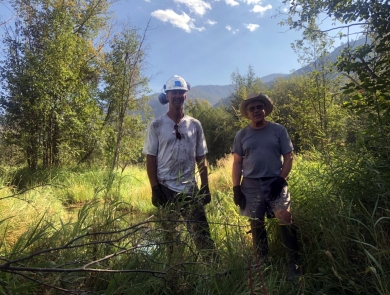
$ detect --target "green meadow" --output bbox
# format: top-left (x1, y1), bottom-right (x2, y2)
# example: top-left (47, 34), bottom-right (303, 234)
top-left (1, 152), bottom-right (389, 295)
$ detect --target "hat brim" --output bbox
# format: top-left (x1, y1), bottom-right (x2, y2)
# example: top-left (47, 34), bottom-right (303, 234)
top-left (240, 95), bottom-right (273, 119)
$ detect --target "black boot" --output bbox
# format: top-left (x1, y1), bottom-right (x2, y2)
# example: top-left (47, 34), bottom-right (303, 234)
top-left (250, 220), bottom-right (269, 265)
top-left (280, 224), bottom-right (301, 281)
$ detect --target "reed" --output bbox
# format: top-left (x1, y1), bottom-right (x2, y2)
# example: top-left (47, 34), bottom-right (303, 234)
top-left (0, 150), bottom-right (389, 294)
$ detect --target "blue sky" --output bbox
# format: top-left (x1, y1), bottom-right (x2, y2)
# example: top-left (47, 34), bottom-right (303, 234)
top-left (110, 0), bottom-right (313, 92)
top-left (0, 0), bottom-right (353, 93)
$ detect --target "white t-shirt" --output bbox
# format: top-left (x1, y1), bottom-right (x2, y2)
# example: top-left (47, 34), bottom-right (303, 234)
top-left (142, 114), bottom-right (208, 193)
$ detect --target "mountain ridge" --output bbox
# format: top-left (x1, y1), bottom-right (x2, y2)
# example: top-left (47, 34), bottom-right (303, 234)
top-left (148, 38), bottom-right (368, 118)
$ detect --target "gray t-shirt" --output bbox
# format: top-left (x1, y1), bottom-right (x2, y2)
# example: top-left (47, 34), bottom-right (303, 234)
top-left (232, 122), bottom-right (293, 178)
top-left (142, 114), bottom-right (208, 193)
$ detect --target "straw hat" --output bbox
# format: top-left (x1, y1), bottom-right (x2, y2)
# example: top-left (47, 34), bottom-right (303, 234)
top-left (239, 92), bottom-right (273, 119)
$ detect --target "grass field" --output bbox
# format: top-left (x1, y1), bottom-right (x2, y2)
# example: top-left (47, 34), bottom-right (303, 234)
top-left (0, 152), bottom-right (389, 294)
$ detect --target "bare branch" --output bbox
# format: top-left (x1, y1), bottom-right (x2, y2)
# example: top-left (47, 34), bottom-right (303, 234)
top-left (342, 73), bottom-right (363, 89)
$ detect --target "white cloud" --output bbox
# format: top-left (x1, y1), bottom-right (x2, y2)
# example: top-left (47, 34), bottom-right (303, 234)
top-left (225, 0), bottom-right (239, 6)
top-left (251, 4), bottom-right (272, 14)
top-left (226, 25), bottom-right (239, 34)
top-left (245, 23), bottom-right (260, 31)
top-left (173, 0), bottom-right (212, 16)
top-left (144, 0), bottom-right (151, 2)
top-left (243, 0), bottom-right (262, 4)
top-left (151, 9), bottom-right (205, 33)
top-left (206, 19), bottom-right (217, 25)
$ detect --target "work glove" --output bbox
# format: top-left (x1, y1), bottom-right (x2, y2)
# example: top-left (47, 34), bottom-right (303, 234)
top-left (269, 176), bottom-right (288, 201)
top-left (233, 185), bottom-right (246, 210)
top-left (198, 184), bottom-right (211, 205)
top-left (151, 185), bottom-right (166, 207)
top-left (265, 203), bottom-right (275, 219)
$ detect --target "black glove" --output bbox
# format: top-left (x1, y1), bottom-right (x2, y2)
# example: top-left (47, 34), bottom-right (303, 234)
top-left (269, 176), bottom-right (288, 201)
top-left (233, 185), bottom-right (246, 210)
top-left (151, 185), bottom-right (166, 207)
top-left (265, 203), bottom-right (275, 219)
top-left (198, 184), bottom-right (211, 205)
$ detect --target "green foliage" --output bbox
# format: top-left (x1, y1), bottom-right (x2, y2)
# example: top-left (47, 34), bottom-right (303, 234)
top-left (226, 65), bottom-right (269, 128)
top-left (281, 0), bottom-right (390, 153)
top-left (98, 24), bottom-right (150, 171)
top-left (0, 151), bottom-right (389, 294)
top-left (0, 1), bottom-right (151, 171)
top-left (186, 99), bottom-right (236, 165)
top-left (0, 0), bottom-right (110, 169)
top-left (290, 148), bottom-right (390, 295)
top-left (270, 74), bottom-right (352, 152)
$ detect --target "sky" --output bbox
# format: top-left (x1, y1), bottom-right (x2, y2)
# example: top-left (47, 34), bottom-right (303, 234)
top-left (112, 0), bottom-right (305, 92)
top-left (0, 0), bottom-right (353, 94)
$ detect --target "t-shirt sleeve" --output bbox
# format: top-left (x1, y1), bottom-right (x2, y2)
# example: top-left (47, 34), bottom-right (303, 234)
top-left (280, 127), bottom-right (293, 155)
top-left (142, 123), bottom-right (159, 156)
top-left (196, 121), bottom-right (208, 157)
top-left (232, 131), bottom-right (243, 156)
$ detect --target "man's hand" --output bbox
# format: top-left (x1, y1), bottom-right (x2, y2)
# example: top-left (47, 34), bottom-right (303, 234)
top-left (269, 176), bottom-right (288, 201)
top-left (151, 185), bottom-right (166, 207)
top-left (233, 185), bottom-right (246, 210)
top-left (199, 184), bottom-right (211, 205)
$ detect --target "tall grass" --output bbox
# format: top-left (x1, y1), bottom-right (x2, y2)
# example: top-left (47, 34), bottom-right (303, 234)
top-left (0, 151), bottom-right (389, 294)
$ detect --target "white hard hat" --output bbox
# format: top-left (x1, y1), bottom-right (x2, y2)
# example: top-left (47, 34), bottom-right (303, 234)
top-left (163, 75), bottom-right (190, 92)
top-left (158, 75), bottom-right (191, 105)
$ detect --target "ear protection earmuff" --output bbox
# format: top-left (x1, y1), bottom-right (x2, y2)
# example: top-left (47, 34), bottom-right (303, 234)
top-left (158, 92), bottom-right (169, 105)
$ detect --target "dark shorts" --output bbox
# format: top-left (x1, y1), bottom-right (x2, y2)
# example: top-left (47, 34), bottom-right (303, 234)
top-left (240, 177), bottom-right (291, 219)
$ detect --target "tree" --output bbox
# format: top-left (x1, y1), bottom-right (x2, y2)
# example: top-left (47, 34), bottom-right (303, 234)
top-left (186, 99), bottom-right (235, 166)
top-left (270, 75), bottom-right (350, 153)
top-left (0, 0), bottom-right (110, 169)
top-left (288, 24), bottom-right (347, 151)
top-left (98, 24), bottom-right (150, 171)
top-left (281, 0), bottom-right (390, 138)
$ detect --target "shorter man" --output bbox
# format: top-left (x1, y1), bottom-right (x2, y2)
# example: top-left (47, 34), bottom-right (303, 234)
top-left (232, 92), bottom-right (301, 280)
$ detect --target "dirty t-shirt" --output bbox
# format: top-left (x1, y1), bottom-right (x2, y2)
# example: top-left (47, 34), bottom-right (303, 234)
top-left (142, 114), bottom-right (208, 193)
top-left (232, 122), bottom-right (293, 178)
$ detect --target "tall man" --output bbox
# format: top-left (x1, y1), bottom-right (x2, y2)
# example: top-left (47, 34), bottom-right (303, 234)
top-left (232, 92), bottom-right (301, 280)
top-left (143, 75), bottom-right (216, 260)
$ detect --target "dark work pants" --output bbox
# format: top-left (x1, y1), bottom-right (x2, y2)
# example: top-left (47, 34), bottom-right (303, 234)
top-left (158, 184), bottom-right (216, 254)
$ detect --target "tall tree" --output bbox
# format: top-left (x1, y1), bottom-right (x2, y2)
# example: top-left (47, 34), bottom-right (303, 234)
top-left (281, 0), bottom-right (390, 137)
top-left (289, 24), bottom-right (345, 151)
top-left (99, 24), bottom-right (150, 171)
top-left (0, 0), bottom-right (109, 169)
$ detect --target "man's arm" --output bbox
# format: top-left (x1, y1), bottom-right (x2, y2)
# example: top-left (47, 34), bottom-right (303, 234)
top-left (232, 153), bottom-right (243, 186)
top-left (146, 154), bottom-right (158, 187)
top-left (196, 155), bottom-right (208, 185)
top-left (280, 151), bottom-right (293, 179)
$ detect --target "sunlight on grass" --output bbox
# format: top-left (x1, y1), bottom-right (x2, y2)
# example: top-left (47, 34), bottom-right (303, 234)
top-left (0, 185), bottom-right (70, 247)
top-left (1, 152), bottom-right (389, 295)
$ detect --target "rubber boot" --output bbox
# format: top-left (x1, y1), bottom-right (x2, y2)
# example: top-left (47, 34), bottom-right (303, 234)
top-left (250, 220), bottom-right (269, 265)
top-left (280, 224), bottom-right (301, 281)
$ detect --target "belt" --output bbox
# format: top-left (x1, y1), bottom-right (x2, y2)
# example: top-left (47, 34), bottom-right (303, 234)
top-left (259, 177), bottom-right (275, 181)
top-left (243, 177), bottom-right (276, 181)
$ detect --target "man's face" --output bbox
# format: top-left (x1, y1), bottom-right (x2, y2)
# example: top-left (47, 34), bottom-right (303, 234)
top-left (166, 90), bottom-right (187, 107)
top-left (247, 101), bottom-right (266, 123)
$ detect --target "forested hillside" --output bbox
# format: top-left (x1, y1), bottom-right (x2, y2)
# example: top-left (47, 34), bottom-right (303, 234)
top-left (149, 39), bottom-right (369, 118)
top-left (0, 0), bottom-right (389, 294)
